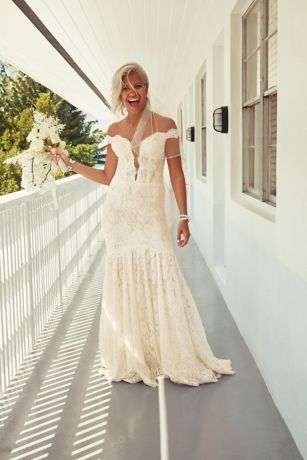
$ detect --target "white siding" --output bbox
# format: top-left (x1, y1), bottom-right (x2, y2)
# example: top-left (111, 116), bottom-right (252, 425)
top-left (179, 1), bottom-right (307, 457)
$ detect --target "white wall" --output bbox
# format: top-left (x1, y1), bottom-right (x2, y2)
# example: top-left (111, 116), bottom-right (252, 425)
top-left (180, 0), bottom-right (307, 457)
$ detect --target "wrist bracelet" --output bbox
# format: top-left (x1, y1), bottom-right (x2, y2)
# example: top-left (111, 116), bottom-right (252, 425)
top-left (178, 214), bottom-right (190, 222)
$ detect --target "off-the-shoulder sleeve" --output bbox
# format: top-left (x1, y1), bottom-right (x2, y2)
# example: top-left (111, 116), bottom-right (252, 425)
top-left (165, 128), bottom-right (181, 159)
top-left (165, 128), bottom-right (180, 139)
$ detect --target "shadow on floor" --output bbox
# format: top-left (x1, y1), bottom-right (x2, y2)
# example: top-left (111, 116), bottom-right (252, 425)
top-left (0, 239), bottom-right (303, 460)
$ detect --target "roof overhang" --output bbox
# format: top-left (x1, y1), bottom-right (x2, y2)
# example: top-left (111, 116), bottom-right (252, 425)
top-left (1, 0), bottom-right (216, 121)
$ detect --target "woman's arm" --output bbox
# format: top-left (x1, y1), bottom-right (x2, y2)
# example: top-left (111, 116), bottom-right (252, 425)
top-left (165, 119), bottom-right (190, 247)
top-left (167, 159), bottom-right (188, 215)
top-left (50, 128), bottom-right (118, 186)
top-left (68, 143), bottom-right (118, 186)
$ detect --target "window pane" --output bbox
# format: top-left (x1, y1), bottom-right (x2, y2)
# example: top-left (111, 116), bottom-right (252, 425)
top-left (245, 1), bottom-right (260, 56)
top-left (248, 103), bottom-right (261, 147)
top-left (201, 126), bottom-right (206, 176)
top-left (244, 104), bottom-right (261, 194)
top-left (268, 33), bottom-right (277, 88)
top-left (270, 93), bottom-right (277, 145)
top-left (269, 93), bottom-right (277, 197)
top-left (268, 0), bottom-right (278, 35)
top-left (245, 51), bottom-right (261, 100)
top-left (248, 147), bottom-right (261, 192)
top-left (269, 147), bottom-right (276, 196)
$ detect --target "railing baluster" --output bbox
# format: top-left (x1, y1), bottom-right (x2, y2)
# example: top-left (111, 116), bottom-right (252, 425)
top-left (25, 200), bottom-right (36, 352)
top-left (0, 177), bottom-right (106, 397)
top-left (55, 189), bottom-right (63, 307)
top-left (0, 212), bottom-right (6, 395)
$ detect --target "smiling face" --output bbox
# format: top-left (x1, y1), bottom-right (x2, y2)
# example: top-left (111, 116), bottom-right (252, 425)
top-left (120, 72), bottom-right (148, 114)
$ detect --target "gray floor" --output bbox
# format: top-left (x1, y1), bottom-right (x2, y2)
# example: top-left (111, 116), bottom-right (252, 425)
top-left (0, 237), bottom-right (303, 460)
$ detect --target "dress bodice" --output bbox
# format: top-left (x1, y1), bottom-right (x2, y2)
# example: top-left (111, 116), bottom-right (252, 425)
top-left (107, 128), bottom-right (180, 185)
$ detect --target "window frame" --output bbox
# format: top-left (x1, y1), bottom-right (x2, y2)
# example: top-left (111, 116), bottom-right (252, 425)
top-left (242, 0), bottom-right (277, 206)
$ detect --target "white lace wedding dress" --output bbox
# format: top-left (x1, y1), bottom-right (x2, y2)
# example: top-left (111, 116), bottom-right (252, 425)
top-left (99, 127), bottom-right (235, 387)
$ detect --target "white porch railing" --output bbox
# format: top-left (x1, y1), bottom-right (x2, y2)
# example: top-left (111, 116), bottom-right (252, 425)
top-left (0, 175), bottom-right (106, 396)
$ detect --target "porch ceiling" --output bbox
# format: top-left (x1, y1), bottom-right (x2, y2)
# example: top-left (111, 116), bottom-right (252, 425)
top-left (1, 0), bottom-right (215, 120)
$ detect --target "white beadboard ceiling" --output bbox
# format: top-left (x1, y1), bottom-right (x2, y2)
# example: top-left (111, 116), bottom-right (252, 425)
top-left (1, 0), bottom-right (216, 121)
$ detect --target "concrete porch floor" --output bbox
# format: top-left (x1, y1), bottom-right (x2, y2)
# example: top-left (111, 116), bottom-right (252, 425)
top-left (0, 236), bottom-right (303, 460)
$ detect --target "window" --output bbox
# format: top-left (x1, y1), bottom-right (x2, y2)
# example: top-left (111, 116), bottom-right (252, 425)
top-left (200, 73), bottom-right (207, 177)
top-left (242, 0), bottom-right (278, 205)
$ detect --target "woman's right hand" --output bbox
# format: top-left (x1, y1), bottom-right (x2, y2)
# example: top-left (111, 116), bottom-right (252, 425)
top-left (48, 148), bottom-right (69, 166)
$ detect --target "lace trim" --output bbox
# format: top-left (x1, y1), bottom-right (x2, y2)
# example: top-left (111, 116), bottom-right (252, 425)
top-left (99, 246), bottom-right (235, 388)
top-left (165, 128), bottom-right (179, 139)
top-left (106, 127), bottom-right (180, 144)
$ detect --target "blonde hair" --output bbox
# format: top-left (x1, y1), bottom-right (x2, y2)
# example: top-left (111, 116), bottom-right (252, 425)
top-left (111, 62), bottom-right (150, 116)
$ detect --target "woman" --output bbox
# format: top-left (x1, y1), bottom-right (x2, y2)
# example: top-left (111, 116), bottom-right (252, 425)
top-left (51, 62), bottom-right (235, 387)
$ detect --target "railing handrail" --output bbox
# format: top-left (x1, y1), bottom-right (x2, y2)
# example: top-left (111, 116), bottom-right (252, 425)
top-left (0, 174), bottom-right (82, 210)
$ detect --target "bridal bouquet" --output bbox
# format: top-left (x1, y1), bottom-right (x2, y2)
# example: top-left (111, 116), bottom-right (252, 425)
top-left (4, 111), bottom-right (71, 208)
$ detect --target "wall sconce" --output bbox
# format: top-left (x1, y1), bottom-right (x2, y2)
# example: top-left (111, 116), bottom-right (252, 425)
top-left (213, 106), bottom-right (228, 133)
top-left (186, 126), bottom-right (195, 142)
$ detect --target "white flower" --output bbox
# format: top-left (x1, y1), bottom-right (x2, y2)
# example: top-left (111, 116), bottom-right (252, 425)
top-left (7, 111), bottom-right (66, 208)
top-left (4, 154), bottom-right (21, 165)
top-left (30, 138), bottom-right (44, 151)
top-left (27, 129), bottom-right (38, 142)
top-left (50, 133), bottom-right (60, 144)
top-left (58, 141), bottom-right (66, 152)
top-left (37, 125), bottom-right (50, 139)
top-left (23, 151), bottom-right (34, 161)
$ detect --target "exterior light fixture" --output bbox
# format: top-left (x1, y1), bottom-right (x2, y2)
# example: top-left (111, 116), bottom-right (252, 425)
top-left (213, 106), bottom-right (228, 133)
top-left (186, 126), bottom-right (195, 142)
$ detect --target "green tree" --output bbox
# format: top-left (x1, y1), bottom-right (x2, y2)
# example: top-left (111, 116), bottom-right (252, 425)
top-left (35, 92), bottom-right (56, 117)
top-left (0, 150), bottom-right (21, 194)
top-left (66, 144), bottom-right (99, 167)
top-left (0, 61), bottom-right (105, 196)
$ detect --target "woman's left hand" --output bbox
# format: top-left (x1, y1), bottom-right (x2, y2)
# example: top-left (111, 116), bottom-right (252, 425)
top-left (177, 220), bottom-right (190, 247)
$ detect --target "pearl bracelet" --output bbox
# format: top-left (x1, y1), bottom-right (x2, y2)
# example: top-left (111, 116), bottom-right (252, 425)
top-left (178, 214), bottom-right (190, 222)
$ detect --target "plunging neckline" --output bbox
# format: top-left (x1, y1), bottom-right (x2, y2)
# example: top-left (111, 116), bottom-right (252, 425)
top-left (109, 132), bottom-right (163, 180)
top-left (108, 128), bottom-right (179, 181)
